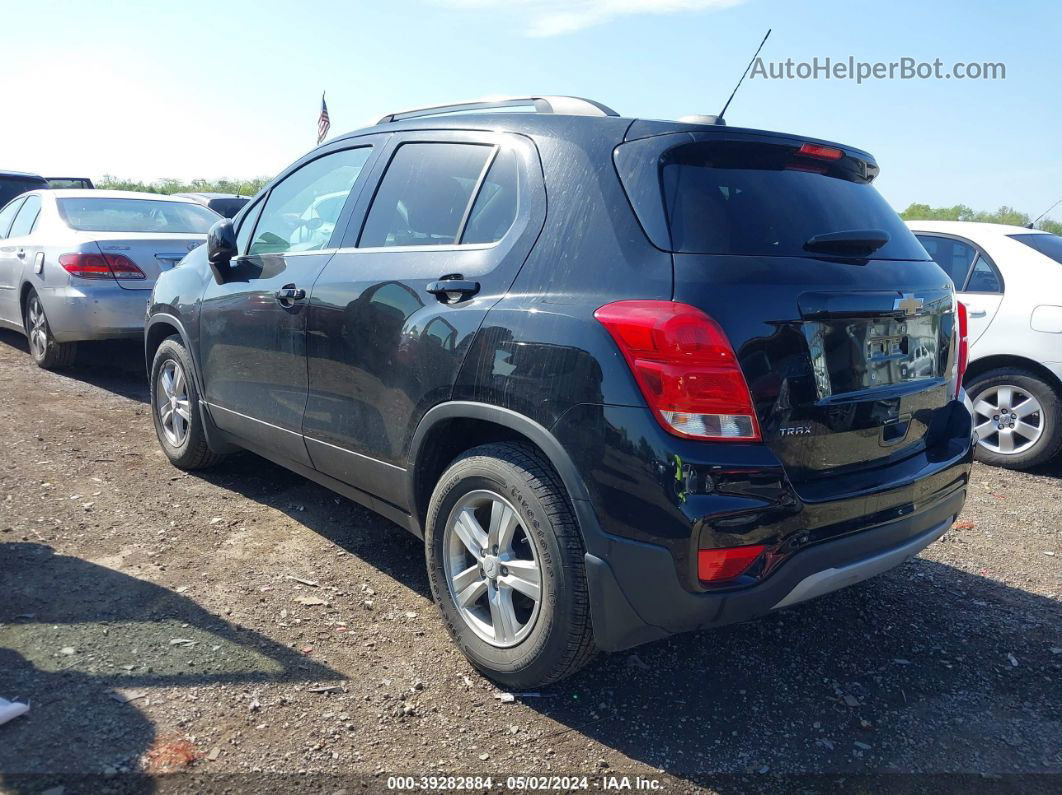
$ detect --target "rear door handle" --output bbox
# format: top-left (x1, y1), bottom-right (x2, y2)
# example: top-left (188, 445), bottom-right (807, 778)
top-left (426, 278), bottom-right (480, 303)
top-left (966, 306), bottom-right (987, 318)
top-left (274, 285), bottom-right (306, 303)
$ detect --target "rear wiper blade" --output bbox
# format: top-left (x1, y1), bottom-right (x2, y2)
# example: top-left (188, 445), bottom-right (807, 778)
top-left (804, 229), bottom-right (890, 255)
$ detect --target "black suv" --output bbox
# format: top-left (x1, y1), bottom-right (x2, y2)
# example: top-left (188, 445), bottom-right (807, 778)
top-left (146, 96), bottom-right (973, 686)
top-left (0, 170), bottom-right (49, 207)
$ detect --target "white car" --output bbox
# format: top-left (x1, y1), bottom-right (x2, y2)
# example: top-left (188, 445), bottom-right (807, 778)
top-left (0, 190), bottom-right (218, 368)
top-left (906, 221), bottom-right (1062, 469)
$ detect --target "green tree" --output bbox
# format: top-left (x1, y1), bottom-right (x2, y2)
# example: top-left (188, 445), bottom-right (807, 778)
top-left (96, 175), bottom-right (271, 197)
top-left (901, 202), bottom-right (1061, 232)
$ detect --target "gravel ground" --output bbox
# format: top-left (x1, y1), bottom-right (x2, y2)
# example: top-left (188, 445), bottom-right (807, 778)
top-left (0, 330), bottom-right (1059, 793)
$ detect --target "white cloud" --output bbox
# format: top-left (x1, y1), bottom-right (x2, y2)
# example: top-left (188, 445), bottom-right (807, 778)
top-left (435, 0), bottom-right (745, 37)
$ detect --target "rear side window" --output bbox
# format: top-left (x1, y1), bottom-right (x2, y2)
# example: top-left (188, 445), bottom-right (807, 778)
top-left (915, 234), bottom-right (977, 286)
top-left (8, 194), bottom-right (42, 238)
top-left (462, 147), bottom-right (519, 245)
top-left (1009, 233), bottom-right (1062, 265)
top-left (0, 198), bottom-right (25, 239)
top-left (359, 143), bottom-right (495, 248)
top-left (622, 140), bottom-right (927, 260)
top-left (966, 255), bottom-right (1002, 293)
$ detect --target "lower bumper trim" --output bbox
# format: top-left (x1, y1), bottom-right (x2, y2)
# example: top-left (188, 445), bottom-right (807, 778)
top-left (772, 518), bottom-right (951, 609)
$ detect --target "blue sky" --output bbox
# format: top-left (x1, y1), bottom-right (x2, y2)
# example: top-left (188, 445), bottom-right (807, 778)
top-left (4, 0), bottom-right (1059, 219)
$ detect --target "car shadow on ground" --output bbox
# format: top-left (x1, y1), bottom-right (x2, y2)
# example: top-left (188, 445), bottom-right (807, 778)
top-left (0, 329), bottom-right (148, 404)
top-left (0, 542), bottom-right (343, 792)
top-left (190, 453), bottom-right (1061, 783)
top-left (531, 558), bottom-right (1061, 786)
top-left (191, 453), bottom-right (431, 600)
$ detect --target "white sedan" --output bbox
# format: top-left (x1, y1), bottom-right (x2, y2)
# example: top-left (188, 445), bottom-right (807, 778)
top-left (907, 220), bottom-right (1062, 469)
top-left (0, 190), bottom-right (218, 368)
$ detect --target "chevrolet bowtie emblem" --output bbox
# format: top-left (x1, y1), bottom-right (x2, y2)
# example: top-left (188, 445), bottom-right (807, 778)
top-left (894, 293), bottom-right (923, 317)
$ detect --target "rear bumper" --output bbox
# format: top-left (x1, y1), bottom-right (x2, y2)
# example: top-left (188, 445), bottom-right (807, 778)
top-left (549, 400), bottom-right (973, 652)
top-left (36, 283), bottom-right (150, 342)
top-left (585, 483), bottom-right (965, 651)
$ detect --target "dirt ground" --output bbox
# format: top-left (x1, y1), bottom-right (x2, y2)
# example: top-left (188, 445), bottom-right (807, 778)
top-left (0, 329), bottom-right (1059, 793)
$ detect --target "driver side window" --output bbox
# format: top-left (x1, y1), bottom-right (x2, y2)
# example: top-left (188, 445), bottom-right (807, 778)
top-left (249, 147), bottom-right (372, 256)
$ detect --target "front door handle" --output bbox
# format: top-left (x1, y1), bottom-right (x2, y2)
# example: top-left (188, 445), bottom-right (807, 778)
top-left (275, 285), bottom-right (306, 304)
top-left (966, 306), bottom-right (988, 318)
top-left (426, 277), bottom-right (480, 303)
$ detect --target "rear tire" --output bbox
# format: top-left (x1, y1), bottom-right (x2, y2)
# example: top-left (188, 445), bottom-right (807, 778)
top-left (150, 335), bottom-right (224, 470)
top-left (23, 289), bottom-right (77, 370)
top-left (425, 442), bottom-right (596, 688)
top-left (967, 368), bottom-right (1062, 470)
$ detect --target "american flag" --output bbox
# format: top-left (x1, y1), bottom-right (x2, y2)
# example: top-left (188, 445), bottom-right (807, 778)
top-left (317, 92), bottom-right (330, 145)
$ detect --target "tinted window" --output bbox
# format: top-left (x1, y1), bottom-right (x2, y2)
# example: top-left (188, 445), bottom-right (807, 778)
top-left (359, 143), bottom-right (493, 248)
top-left (915, 234), bottom-right (977, 287)
top-left (0, 198), bottom-right (25, 239)
top-left (461, 147), bottom-right (519, 245)
top-left (966, 255), bottom-right (1002, 292)
top-left (207, 197), bottom-right (249, 218)
top-left (0, 176), bottom-right (47, 207)
top-left (58, 198), bottom-right (218, 233)
top-left (235, 200), bottom-right (265, 256)
top-left (1009, 233), bottom-right (1062, 265)
top-left (46, 178), bottom-right (92, 189)
top-left (650, 141), bottom-right (926, 259)
top-left (249, 147), bottom-right (371, 256)
top-left (8, 195), bottom-right (42, 238)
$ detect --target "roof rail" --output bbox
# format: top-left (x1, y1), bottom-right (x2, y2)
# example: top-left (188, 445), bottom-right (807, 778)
top-left (376, 96), bottom-right (619, 124)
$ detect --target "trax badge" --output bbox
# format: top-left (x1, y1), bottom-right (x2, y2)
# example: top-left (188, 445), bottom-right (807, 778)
top-left (779, 425), bottom-right (812, 437)
top-left (894, 293), bottom-right (924, 316)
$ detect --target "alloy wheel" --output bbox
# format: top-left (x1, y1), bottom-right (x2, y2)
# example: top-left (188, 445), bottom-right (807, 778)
top-left (443, 490), bottom-right (542, 648)
top-left (971, 384), bottom-right (1044, 455)
top-left (27, 295), bottom-right (48, 360)
top-left (157, 359), bottom-right (191, 447)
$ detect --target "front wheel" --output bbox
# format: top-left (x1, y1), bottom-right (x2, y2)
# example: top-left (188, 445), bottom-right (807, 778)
top-left (967, 368), bottom-right (1062, 469)
top-left (150, 336), bottom-right (224, 470)
top-left (24, 289), bottom-right (76, 369)
top-left (425, 443), bottom-right (596, 688)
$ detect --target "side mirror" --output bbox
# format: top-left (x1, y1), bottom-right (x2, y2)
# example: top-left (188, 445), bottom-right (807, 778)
top-left (207, 219), bottom-right (238, 266)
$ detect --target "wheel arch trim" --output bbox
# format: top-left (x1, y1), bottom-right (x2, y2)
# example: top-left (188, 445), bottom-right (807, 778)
top-left (145, 313), bottom-right (203, 392)
top-left (405, 402), bottom-right (602, 548)
top-left (965, 353), bottom-right (1062, 394)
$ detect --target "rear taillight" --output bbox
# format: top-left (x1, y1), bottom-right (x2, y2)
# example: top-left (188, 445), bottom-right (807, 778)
top-left (698, 544), bottom-right (765, 582)
top-left (59, 253), bottom-right (145, 280)
top-left (104, 253), bottom-right (146, 279)
top-left (956, 301), bottom-right (969, 397)
top-left (594, 300), bottom-right (761, 441)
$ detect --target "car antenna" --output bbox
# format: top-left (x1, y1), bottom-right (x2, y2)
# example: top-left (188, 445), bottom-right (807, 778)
top-left (1029, 197), bottom-right (1062, 229)
top-left (717, 28), bottom-right (772, 124)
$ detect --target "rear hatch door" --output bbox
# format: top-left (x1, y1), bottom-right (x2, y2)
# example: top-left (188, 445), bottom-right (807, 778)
top-left (617, 131), bottom-right (961, 482)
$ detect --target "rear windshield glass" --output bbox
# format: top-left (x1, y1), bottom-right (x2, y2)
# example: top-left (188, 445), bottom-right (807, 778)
top-left (1009, 233), bottom-right (1062, 264)
top-left (652, 141), bottom-right (927, 260)
top-left (0, 177), bottom-right (48, 207)
top-left (58, 198), bottom-right (218, 233)
top-left (207, 198), bottom-right (249, 218)
top-left (47, 178), bottom-right (92, 189)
